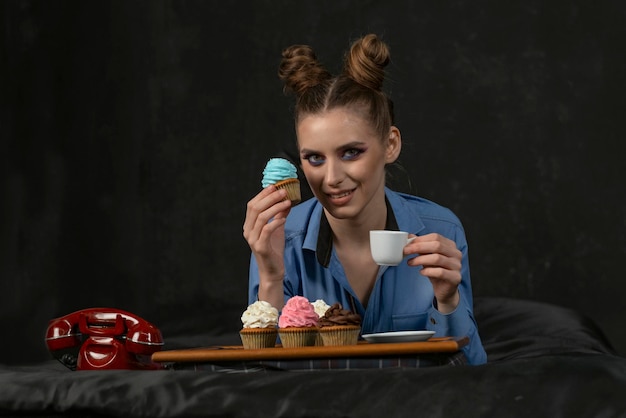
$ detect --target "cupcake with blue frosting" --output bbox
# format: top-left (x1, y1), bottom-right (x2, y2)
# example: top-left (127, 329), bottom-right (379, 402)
top-left (262, 158), bottom-right (301, 204)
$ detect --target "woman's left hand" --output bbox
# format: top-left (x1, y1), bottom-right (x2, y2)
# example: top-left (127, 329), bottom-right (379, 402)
top-left (403, 233), bottom-right (462, 314)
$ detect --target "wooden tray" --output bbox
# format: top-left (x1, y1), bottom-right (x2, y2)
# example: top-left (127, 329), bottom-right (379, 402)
top-left (152, 336), bottom-right (468, 363)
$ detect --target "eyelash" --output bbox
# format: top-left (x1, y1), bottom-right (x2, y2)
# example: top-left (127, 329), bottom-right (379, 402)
top-left (303, 154), bottom-right (325, 166)
top-left (302, 148), bottom-right (365, 167)
top-left (342, 148), bottom-right (364, 160)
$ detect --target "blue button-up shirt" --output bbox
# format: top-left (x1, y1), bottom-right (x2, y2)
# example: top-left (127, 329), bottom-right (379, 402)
top-left (249, 188), bottom-right (487, 365)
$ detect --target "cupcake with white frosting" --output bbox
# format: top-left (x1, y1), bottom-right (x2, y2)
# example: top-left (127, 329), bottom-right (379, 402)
top-left (239, 301), bottom-right (279, 349)
top-left (311, 299), bottom-right (331, 345)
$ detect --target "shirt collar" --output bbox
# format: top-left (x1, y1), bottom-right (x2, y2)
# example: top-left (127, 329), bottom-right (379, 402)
top-left (315, 195), bottom-right (400, 267)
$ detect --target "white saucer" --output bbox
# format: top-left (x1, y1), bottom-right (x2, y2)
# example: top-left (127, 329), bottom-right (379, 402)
top-left (361, 330), bottom-right (436, 343)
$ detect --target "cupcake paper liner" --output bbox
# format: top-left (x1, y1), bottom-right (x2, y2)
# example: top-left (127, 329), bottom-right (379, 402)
top-left (319, 325), bottom-right (361, 346)
top-left (239, 327), bottom-right (278, 349)
top-left (278, 327), bottom-right (318, 348)
top-left (274, 178), bottom-right (301, 205)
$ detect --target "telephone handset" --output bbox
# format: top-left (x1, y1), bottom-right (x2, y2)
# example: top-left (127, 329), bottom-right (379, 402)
top-left (45, 308), bottom-right (164, 370)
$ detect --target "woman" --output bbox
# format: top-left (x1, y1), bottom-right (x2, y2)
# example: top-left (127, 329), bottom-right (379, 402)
top-left (243, 34), bottom-right (486, 365)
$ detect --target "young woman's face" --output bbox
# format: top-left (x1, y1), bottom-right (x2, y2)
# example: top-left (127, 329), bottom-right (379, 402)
top-left (297, 108), bottom-right (400, 221)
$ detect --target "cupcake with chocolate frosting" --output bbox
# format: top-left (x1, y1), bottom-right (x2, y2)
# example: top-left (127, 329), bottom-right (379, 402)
top-left (318, 303), bottom-right (362, 346)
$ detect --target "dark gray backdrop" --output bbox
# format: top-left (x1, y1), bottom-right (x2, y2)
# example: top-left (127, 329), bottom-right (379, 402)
top-left (2, 0), bottom-right (625, 364)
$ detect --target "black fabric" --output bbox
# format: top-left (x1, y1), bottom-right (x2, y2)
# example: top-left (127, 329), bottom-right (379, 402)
top-left (1, 297), bottom-right (625, 417)
top-left (475, 296), bottom-right (617, 361)
top-left (1, 354), bottom-right (625, 417)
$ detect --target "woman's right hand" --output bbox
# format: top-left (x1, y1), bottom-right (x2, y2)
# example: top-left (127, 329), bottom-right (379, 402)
top-left (243, 185), bottom-right (292, 285)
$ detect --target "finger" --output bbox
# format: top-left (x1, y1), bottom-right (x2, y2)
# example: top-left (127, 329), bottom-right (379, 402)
top-left (407, 252), bottom-right (462, 272)
top-left (244, 187), bottom-right (288, 234)
top-left (404, 235), bottom-right (460, 258)
top-left (248, 198), bottom-right (291, 243)
top-left (244, 186), bottom-right (275, 232)
top-left (245, 186), bottom-right (283, 222)
top-left (252, 197), bottom-right (291, 229)
top-left (251, 217), bottom-right (287, 254)
top-left (419, 265), bottom-right (462, 283)
top-left (409, 233), bottom-right (455, 247)
top-left (273, 206), bottom-right (292, 221)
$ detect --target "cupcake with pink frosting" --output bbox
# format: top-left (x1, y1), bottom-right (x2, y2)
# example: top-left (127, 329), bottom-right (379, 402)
top-left (278, 296), bottom-right (319, 347)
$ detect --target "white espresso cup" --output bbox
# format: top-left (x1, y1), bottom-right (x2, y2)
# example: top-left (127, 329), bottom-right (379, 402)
top-left (369, 230), bottom-right (416, 266)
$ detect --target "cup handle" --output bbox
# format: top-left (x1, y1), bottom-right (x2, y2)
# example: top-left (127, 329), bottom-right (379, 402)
top-left (407, 236), bottom-right (416, 244)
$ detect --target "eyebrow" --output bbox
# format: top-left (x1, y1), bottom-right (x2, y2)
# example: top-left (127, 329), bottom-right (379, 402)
top-left (300, 141), bottom-right (368, 156)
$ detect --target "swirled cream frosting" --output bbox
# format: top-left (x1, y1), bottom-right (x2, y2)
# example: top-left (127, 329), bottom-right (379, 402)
top-left (278, 296), bottom-right (319, 328)
top-left (311, 299), bottom-right (331, 318)
top-left (241, 301), bottom-right (279, 329)
top-left (261, 158), bottom-right (298, 188)
top-left (318, 303), bottom-right (362, 327)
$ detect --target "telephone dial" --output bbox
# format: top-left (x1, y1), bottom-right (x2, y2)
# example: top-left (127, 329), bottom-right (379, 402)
top-left (45, 308), bottom-right (164, 370)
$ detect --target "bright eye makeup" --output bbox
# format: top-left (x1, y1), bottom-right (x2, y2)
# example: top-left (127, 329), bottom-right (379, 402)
top-left (300, 143), bottom-right (367, 167)
top-left (302, 153), bottom-right (325, 166)
top-left (341, 148), bottom-right (365, 160)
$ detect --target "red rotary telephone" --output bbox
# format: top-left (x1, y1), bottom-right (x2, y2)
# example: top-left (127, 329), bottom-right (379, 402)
top-left (45, 308), bottom-right (164, 370)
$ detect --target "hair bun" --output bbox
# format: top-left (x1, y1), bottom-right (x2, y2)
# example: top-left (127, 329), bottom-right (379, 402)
top-left (344, 34), bottom-right (390, 91)
top-left (278, 45), bottom-right (332, 96)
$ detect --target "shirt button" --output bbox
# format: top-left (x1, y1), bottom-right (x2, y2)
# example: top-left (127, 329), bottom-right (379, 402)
top-left (430, 317), bottom-right (437, 325)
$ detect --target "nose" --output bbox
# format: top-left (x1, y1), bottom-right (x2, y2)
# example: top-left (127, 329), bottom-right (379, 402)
top-left (324, 158), bottom-right (345, 187)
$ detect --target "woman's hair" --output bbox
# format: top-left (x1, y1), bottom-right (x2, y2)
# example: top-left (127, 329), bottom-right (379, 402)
top-left (278, 34), bottom-right (394, 141)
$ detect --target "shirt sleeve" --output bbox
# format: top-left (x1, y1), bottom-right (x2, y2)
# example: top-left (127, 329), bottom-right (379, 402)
top-left (424, 222), bottom-right (487, 365)
top-left (248, 254), bottom-right (260, 305)
top-left (426, 292), bottom-right (487, 365)
top-left (247, 254), bottom-right (296, 306)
